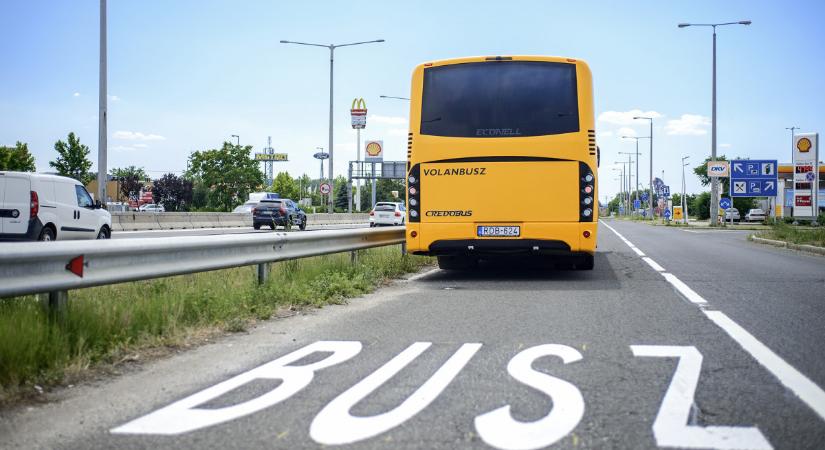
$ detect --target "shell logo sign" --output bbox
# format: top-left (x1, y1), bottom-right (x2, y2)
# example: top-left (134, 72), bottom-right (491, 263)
top-left (797, 137), bottom-right (811, 153)
top-left (365, 140), bottom-right (383, 162)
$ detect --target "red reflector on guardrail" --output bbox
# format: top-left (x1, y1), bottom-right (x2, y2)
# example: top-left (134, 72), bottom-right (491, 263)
top-left (66, 255), bottom-right (84, 278)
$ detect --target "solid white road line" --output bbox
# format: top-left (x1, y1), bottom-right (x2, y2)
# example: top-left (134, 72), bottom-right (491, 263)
top-left (704, 310), bottom-right (825, 421)
top-left (642, 257), bottom-right (665, 272)
top-left (403, 268), bottom-right (442, 282)
top-left (599, 219), bottom-right (825, 422)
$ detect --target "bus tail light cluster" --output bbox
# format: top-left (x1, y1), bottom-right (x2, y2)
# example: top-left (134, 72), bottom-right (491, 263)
top-left (408, 164), bottom-right (421, 222)
top-left (579, 162), bottom-right (594, 222)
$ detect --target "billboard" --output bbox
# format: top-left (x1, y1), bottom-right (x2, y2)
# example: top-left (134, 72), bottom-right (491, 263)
top-left (255, 153), bottom-right (288, 161)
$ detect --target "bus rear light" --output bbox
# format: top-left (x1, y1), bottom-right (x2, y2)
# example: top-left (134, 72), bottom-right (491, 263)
top-left (411, 231), bottom-right (417, 238)
top-left (408, 164), bottom-right (421, 223)
top-left (579, 162), bottom-right (595, 222)
top-left (30, 191), bottom-right (39, 218)
top-left (583, 230), bottom-right (591, 238)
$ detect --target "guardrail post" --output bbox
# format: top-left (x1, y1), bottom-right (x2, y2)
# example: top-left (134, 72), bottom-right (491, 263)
top-left (257, 263), bottom-right (269, 285)
top-left (401, 242), bottom-right (407, 256)
top-left (40, 290), bottom-right (68, 322)
top-left (350, 250), bottom-right (358, 265)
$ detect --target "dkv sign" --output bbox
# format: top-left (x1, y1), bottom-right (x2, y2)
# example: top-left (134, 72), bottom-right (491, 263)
top-left (707, 161), bottom-right (730, 177)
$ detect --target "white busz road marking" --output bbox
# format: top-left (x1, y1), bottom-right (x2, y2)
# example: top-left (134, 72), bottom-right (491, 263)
top-left (114, 341), bottom-right (768, 450)
top-left (600, 219), bottom-right (825, 423)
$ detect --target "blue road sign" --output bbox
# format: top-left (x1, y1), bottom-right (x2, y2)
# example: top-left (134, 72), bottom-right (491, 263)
top-left (806, 171), bottom-right (816, 181)
top-left (662, 185), bottom-right (670, 197)
top-left (719, 197), bottom-right (732, 210)
top-left (730, 159), bottom-right (778, 197)
top-left (642, 210), bottom-right (647, 217)
top-left (634, 199), bottom-right (641, 210)
top-left (619, 206), bottom-right (625, 214)
top-left (641, 192), bottom-right (649, 202)
top-left (664, 208), bottom-right (672, 218)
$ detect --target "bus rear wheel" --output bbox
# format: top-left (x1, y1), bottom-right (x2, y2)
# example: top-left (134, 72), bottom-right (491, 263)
top-left (437, 255), bottom-right (478, 271)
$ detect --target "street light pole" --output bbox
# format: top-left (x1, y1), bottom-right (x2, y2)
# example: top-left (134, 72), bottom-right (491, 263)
top-left (634, 116), bottom-right (654, 218)
top-left (679, 20), bottom-right (751, 226)
top-left (681, 156), bottom-right (690, 223)
top-left (97, 0), bottom-right (107, 206)
top-left (620, 143), bottom-right (645, 213)
top-left (231, 134), bottom-right (239, 146)
top-left (280, 38), bottom-right (385, 213)
top-left (380, 95), bottom-right (411, 101)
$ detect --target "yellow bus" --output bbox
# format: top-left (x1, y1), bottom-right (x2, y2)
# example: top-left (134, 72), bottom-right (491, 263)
top-left (405, 55), bottom-right (598, 270)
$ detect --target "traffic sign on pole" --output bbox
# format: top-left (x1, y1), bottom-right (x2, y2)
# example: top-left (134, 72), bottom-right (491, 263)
top-left (719, 197), bottom-right (732, 210)
top-left (730, 159), bottom-right (778, 197)
top-left (634, 199), bottom-right (641, 210)
top-left (662, 185), bottom-right (670, 197)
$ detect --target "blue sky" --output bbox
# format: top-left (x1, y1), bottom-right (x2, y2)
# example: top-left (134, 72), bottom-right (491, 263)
top-left (1, 0), bottom-right (823, 201)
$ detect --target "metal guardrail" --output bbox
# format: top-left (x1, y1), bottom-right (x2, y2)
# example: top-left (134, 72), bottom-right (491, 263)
top-left (0, 228), bottom-right (406, 307)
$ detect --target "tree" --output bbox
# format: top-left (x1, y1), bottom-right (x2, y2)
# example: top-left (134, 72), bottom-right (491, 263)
top-left (691, 191), bottom-right (712, 220)
top-left (271, 171), bottom-right (299, 200)
top-left (333, 175), bottom-right (349, 211)
top-left (0, 141), bottom-right (36, 172)
top-left (50, 132), bottom-right (93, 183)
top-left (375, 178), bottom-right (405, 203)
top-left (185, 142), bottom-right (264, 211)
top-left (153, 173), bottom-right (193, 211)
top-left (110, 166), bottom-right (148, 201)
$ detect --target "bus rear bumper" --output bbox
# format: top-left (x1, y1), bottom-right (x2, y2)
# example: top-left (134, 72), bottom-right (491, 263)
top-left (406, 221), bottom-right (597, 256)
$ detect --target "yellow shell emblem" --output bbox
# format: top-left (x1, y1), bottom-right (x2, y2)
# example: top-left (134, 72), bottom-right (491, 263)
top-left (797, 137), bottom-right (812, 152)
top-left (366, 142), bottom-right (382, 156)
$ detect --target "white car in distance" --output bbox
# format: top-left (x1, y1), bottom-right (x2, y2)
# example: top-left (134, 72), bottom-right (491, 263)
top-left (139, 203), bottom-right (165, 213)
top-left (369, 202), bottom-right (406, 227)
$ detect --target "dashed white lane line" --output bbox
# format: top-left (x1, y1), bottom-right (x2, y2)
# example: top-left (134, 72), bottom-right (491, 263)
top-left (599, 219), bottom-right (825, 422)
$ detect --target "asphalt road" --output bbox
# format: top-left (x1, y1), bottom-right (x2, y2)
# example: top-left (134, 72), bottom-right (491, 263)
top-left (2, 219), bottom-right (824, 449)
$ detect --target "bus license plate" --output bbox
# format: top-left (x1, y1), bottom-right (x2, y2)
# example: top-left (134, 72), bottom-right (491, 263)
top-left (477, 226), bottom-right (520, 237)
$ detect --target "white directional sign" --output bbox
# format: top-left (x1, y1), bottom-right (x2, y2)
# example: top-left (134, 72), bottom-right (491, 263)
top-left (707, 161), bottom-right (730, 177)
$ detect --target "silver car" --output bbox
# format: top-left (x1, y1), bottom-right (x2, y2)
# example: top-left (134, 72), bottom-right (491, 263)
top-left (745, 208), bottom-right (766, 222)
top-left (723, 207), bottom-right (740, 222)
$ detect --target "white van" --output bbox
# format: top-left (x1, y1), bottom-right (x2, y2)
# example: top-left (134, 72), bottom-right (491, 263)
top-left (0, 172), bottom-right (112, 241)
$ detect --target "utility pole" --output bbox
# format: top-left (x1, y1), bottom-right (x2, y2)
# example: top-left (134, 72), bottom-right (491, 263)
top-left (96, 0), bottom-right (107, 205)
top-left (280, 38), bottom-right (385, 213)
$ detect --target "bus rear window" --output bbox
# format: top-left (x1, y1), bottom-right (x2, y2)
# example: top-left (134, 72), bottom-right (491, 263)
top-left (420, 61), bottom-right (579, 138)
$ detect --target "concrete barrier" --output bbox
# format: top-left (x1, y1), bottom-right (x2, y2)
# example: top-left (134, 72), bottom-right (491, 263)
top-left (217, 213), bottom-right (251, 228)
top-left (157, 213), bottom-right (194, 230)
top-left (189, 213), bottom-right (221, 229)
top-left (110, 212), bottom-right (368, 231)
top-left (117, 213), bottom-right (162, 231)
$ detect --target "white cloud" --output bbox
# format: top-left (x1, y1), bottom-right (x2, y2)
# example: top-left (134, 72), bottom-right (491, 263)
top-left (388, 128), bottom-right (408, 136)
top-left (113, 130), bottom-right (166, 141)
top-left (665, 114), bottom-right (710, 136)
top-left (720, 143), bottom-right (732, 148)
top-left (109, 95), bottom-right (121, 101)
top-left (617, 127), bottom-right (637, 138)
top-left (73, 92), bottom-right (80, 97)
top-left (111, 145), bottom-right (138, 152)
top-left (368, 114), bottom-right (408, 126)
top-left (134, 143), bottom-right (148, 148)
top-left (598, 109), bottom-right (662, 125)
top-left (596, 130), bottom-right (613, 138)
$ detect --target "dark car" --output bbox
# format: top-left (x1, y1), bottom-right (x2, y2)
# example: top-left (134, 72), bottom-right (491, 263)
top-left (252, 199), bottom-right (307, 230)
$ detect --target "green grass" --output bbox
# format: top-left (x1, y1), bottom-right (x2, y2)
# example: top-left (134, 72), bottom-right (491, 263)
top-left (0, 246), bottom-right (431, 403)
top-left (756, 223), bottom-right (825, 247)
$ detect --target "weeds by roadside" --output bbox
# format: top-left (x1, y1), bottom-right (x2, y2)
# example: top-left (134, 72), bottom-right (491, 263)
top-left (755, 223), bottom-right (825, 247)
top-left (0, 246), bottom-right (431, 405)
